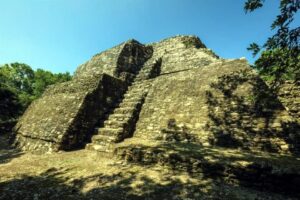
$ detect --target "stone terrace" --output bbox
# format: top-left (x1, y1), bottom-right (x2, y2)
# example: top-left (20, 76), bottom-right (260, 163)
top-left (13, 35), bottom-right (300, 156)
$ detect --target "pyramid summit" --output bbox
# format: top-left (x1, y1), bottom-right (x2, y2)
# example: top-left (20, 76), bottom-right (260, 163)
top-left (13, 35), bottom-right (300, 156)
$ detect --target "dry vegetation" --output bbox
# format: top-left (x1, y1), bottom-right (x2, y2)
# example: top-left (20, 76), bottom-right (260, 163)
top-left (1, 134), bottom-right (300, 200)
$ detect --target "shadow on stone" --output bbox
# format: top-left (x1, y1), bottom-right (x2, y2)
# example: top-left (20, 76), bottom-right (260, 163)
top-left (204, 70), bottom-right (300, 154)
top-left (160, 118), bottom-right (197, 142)
top-left (115, 142), bottom-right (300, 199)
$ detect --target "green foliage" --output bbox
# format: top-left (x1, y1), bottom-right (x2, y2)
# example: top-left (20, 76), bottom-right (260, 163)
top-left (0, 63), bottom-right (35, 109)
top-left (0, 79), bottom-right (22, 122)
top-left (247, 43), bottom-right (261, 57)
top-left (245, 0), bottom-right (299, 51)
top-left (244, 0), bottom-right (299, 87)
top-left (33, 69), bottom-right (71, 97)
top-left (244, 0), bottom-right (264, 12)
top-left (254, 48), bottom-right (300, 85)
top-left (0, 63), bottom-right (72, 125)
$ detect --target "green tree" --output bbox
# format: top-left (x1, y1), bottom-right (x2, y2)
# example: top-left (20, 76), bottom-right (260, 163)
top-left (0, 75), bottom-right (22, 121)
top-left (0, 63), bottom-right (35, 108)
top-left (0, 63), bottom-right (72, 130)
top-left (0, 73), bottom-right (23, 133)
top-left (33, 69), bottom-right (71, 97)
top-left (244, 0), bottom-right (299, 89)
top-left (254, 48), bottom-right (300, 82)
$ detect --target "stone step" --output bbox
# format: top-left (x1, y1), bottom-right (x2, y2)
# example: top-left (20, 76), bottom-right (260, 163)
top-left (127, 84), bottom-right (150, 91)
top-left (104, 120), bottom-right (128, 128)
top-left (125, 91), bottom-right (147, 99)
top-left (114, 107), bottom-right (136, 114)
top-left (125, 92), bottom-right (146, 98)
top-left (91, 139), bottom-right (112, 146)
top-left (108, 115), bottom-right (131, 122)
top-left (85, 143), bottom-right (113, 152)
top-left (123, 94), bottom-right (143, 101)
top-left (118, 101), bottom-right (141, 108)
top-left (92, 134), bottom-right (117, 143)
top-left (127, 86), bottom-right (147, 92)
top-left (97, 127), bottom-right (123, 136)
top-left (125, 87), bottom-right (148, 94)
top-left (86, 63), bottom-right (155, 153)
top-left (108, 113), bottom-right (132, 120)
top-left (136, 72), bottom-right (150, 77)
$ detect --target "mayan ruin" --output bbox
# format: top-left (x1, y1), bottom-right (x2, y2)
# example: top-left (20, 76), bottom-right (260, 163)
top-left (1, 34), bottom-right (299, 199)
top-left (13, 35), bottom-right (300, 155)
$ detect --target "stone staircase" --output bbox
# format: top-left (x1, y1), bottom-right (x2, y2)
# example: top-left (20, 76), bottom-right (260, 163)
top-left (134, 57), bottom-right (162, 81)
top-left (86, 80), bottom-right (153, 152)
top-left (86, 58), bottom-right (162, 153)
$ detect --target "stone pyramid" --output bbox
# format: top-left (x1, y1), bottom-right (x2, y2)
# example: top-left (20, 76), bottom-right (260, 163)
top-left (13, 35), bottom-right (300, 155)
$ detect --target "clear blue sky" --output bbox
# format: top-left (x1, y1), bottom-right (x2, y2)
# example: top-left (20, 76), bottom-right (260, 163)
top-left (0, 0), bottom-right (296, 73)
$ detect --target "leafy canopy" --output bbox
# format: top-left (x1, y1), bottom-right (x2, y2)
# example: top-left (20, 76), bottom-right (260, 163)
top-left (0, 63), bottom-right (72, 122)
top-left (244, 0), bottom-right (299, 87)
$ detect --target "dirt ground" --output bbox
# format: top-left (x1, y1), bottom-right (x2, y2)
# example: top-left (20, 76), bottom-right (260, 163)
top-left (1, 133), bottom-right (300, 200)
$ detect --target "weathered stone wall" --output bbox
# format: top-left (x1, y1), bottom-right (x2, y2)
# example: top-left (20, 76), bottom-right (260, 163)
top-left (74, 40), bottom-right (153, 80)
top-left (14, 74), bottom-right (127, 152)
top-left (148, 35), bottom-right (219, 74)
top-left (278, 81), bottom-right (300, 122)
top-left (74, 43), bottom-right (125, 79)
top-left (134, 59), bottom-right (300, 154)
top-left (13, 39), bottom-right (154, 152)
top-left (13, 35), bottom-right (300, 155)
